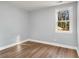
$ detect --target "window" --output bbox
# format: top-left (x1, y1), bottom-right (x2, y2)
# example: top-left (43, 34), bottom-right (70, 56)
top-left (55, 7), bottom-right (73, 33)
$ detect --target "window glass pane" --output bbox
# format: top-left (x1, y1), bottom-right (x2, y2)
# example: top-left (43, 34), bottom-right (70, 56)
top-left (57, 22), bottom-right (69, 31)
top-left (57, 10), bottom-right (70, 32)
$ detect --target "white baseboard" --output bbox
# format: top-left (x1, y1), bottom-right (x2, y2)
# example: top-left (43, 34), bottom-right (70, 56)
top-left (0, 43), bottom-right (17, 51)
top-left (27, 38), bottom-right (77, 50)
top-left (0, 38), bottom-right (77, 55)
top-left (0, 39), bottom-right (29, 51)
top-left (76, 49), bottom-right (79, 56)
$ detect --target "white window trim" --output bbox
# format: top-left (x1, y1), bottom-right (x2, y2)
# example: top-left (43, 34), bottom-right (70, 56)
top-left (55, 6), bottom-right (73, 33)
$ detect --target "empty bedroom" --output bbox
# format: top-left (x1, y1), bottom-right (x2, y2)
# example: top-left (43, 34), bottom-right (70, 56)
top-left (0, 0), bottom-right (79, 58)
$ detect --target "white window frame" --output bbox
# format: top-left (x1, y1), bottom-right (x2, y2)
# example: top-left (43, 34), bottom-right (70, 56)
top-left (55, 6), bottom-right (73, 33)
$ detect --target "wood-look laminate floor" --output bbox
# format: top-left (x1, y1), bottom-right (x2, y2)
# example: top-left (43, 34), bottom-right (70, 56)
top-left (0, 41), bottom-right (78, 58)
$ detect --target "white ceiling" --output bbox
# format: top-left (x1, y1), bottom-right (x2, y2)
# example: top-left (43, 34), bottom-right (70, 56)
top-left (8, 1), bottom-right (74, 11)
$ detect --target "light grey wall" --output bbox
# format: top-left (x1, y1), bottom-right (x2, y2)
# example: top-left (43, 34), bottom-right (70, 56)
top-left (0, 2), bottom-right (28, 48)
top-left (0, 2), bottom-right (77, 49)
top-left (28, 2), bottom-right (77, 47)
top-left (77, 2), bottom-right (79, 50)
